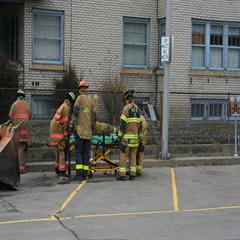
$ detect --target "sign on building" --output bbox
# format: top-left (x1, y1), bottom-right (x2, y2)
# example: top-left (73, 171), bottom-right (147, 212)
top-left (161, 36), bottom-right (171, 63)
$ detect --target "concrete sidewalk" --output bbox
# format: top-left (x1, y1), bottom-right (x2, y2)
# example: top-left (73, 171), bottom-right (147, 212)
top-left (26, 156), bottom-right (240, 172)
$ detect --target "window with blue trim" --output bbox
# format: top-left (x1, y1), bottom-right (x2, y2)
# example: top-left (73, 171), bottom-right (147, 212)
top-left (192, 20), bottom-right (240, 70)
top-left (32, 10), bottom-right (64, 64)
top-left (32, 95), bottom-right (55, 119)
top-left (191, 99), bottom-right (227, 121)
top-left (123, 18), bottom-right (150, 68)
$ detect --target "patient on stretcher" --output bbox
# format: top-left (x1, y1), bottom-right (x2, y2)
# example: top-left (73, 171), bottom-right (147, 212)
top-left (91, 121), bottom-right (118, 145)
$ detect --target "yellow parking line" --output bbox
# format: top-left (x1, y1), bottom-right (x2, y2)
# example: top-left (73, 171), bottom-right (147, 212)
top-left (62, 205), bottom-right (240, 220)
top-left (0, 217), bottom-right (55, 225)
top-left (171, 168), bottom-right (179, 211)
top-left (1, 205), bottom-right (240, 225)
top-left (53, 180), bottom-right (87, 217)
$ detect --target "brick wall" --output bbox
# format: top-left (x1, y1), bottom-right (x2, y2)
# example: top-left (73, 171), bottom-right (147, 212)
top-left (20, 0), bottom-right (240, 126)
top-left (168, 0), bottom-right (240, 121)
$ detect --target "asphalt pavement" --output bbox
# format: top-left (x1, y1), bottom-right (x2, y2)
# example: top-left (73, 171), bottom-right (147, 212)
top-left (0, 166), bottom-right (240, 240)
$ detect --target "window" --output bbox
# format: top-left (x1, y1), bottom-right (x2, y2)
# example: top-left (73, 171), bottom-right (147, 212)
top-left (123, 18), bottom-right (150, 68)
top-left (228, 27), bottom-right (240, 69)
top-left (32, 10), bottom-right (64, 64)
top-left (192, 24), bottom-right (205, 68)
top-left (159, 19), bottom-right (166, 67)
top-left (191, 99), bottom-right (227, 121)
top-left (210, 25), bottom-right (223, 69)
top-left (31, 95), bottom-right (55, 119)
top-left (192, 20), bottom-right (240, 70)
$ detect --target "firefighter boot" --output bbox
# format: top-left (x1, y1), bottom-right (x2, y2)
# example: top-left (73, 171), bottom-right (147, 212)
top-left (57, 171), bottom-right (70, 184)
top-left (129, 175), bottom-right (135, 181)
top-left (116, 176), bottom-right (126, 181)
top-left (73, 169), bottom-right (83, 181)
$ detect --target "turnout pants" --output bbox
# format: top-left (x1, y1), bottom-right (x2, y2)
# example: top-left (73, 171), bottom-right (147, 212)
top-left (55, 139), bottom-right (66, 172)
top-left (74, 134), bottom-right (91, 177)
top-left (136, 151), bottom-right (144, 174)
top-left (18, 142), bottom-right (26, 172)
top-left (119, 146), bottom-right (137, 177)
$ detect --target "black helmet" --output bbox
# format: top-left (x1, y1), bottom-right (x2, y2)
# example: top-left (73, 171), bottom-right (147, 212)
top-left (123, 89), bottom-right (134, 100)
top-left (17, 89), bottom-right (25, 97)
top-left (65, 92), bottom-right (76, 103)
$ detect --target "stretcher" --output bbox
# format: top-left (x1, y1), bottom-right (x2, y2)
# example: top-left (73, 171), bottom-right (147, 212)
top-left (89, 133), bottom-right (119, 176)
top-left (0, 120), bottom-right (22, 187)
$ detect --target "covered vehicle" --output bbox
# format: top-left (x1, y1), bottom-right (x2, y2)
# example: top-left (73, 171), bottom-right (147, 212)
top-left (0, 120), bottom-right (21, 187)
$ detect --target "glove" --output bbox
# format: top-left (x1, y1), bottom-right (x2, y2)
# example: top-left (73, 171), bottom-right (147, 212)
top-left (24, 143), bottom-right (29, 152)
top-left (70, 120), bottom-right (75, 132)
top-left (138, 142), bottom-right (144, 152)
top-left (119, 143), bottom-right (126, 153)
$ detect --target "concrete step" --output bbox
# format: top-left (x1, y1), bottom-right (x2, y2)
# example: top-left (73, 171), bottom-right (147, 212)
top-left (25, 144), bottom-right (240, 163)
top-left (25, 156), bottom-right (240, 172)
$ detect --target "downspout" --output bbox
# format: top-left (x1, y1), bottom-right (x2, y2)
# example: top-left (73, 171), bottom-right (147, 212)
top-left (22, 1), bottom-right (25, 89)
top-left (155, 0), bottom-right (159, 107)
top-left (70, 0), bottom-right (73, 65)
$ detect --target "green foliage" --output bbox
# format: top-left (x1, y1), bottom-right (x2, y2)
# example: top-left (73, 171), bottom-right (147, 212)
top-left (54, 64), bottom-right (79, 106)
top-left (0, 54), bottom-right (19, 123)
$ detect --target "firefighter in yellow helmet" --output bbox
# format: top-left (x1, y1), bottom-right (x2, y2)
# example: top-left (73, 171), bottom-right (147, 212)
top-left (136, 114), bottom-right (148, 176)
top-left (50, 92), bottom-right (76, 183)
top-left (73, 80), bottom-right (96, 181)
top-left (117, 89), bottom-right (141, 181)
top-left (9, 89), bottom-right (31, 174)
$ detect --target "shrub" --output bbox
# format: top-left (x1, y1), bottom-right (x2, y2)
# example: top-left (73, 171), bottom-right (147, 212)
top-left (101, 78), bottom-right (126, 125)
top-left (54, 64), bottom-right (79, 106)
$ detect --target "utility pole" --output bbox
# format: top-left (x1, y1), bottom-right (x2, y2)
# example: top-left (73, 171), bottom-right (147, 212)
top-left (161, 0), bottom-right (172, 159)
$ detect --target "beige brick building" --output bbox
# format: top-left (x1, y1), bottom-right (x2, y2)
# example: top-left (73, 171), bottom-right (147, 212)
top-left (1, 0), bottom-right (240, 125)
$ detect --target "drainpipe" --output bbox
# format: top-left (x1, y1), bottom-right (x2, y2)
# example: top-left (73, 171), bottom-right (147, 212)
top-left (154, 0), bottom-right (159, 107)
top-left (70, 0), bottom-right (73, 65)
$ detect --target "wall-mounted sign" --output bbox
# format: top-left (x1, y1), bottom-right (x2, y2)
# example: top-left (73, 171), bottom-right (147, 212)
top-left (161, 36), bottom-right (171, 63)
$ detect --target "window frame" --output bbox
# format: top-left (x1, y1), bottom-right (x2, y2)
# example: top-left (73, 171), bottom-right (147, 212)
top-left (191, 20), bottom-right (240, 71)
top-left (190, 99), bottom-right (227, 121)
top-left (32, 9), bottom-right (64, 65)
top-left (31, 95), bottom-right (55, 119)
top-left (227, 25), bottom-right (240, 70)
top-left (191, 22), bottom-right (206, 70)
top-left (123, 17), bottom-right (150, 68)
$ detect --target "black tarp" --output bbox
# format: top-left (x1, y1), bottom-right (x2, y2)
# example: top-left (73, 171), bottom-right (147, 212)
top-left (0, 125), bottom-right (20, 187)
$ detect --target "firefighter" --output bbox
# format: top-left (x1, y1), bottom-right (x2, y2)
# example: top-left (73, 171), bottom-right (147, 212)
top-left (50, 92), bottom-right (76, 183)
top-left (117, 89), bottom-right (141, 181)
top-left (9, 89), bottom-right (31, 174)
top-left (136, 114), bottom-right (148, 176)
top-left (73, 80), bottom-right (96, 181)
